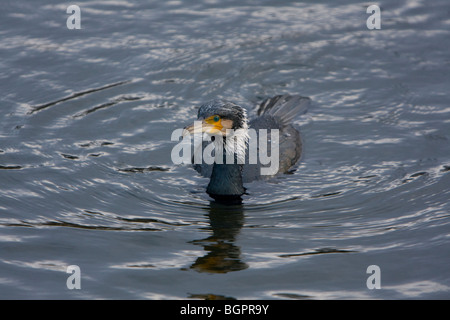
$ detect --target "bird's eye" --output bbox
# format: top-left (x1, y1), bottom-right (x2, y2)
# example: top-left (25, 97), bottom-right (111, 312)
top-left (213, 115), bottom-right (220, 122)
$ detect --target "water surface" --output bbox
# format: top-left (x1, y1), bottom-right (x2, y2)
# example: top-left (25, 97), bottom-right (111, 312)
top-left (0, 0), bottom-right (449, 299)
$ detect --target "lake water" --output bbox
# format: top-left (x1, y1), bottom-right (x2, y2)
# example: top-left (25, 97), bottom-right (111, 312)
top-left (0, 0), bottom-right (449, 299)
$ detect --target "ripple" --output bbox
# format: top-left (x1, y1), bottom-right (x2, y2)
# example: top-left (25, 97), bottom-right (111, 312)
top-left (28, 80), bottom-right (131, 114)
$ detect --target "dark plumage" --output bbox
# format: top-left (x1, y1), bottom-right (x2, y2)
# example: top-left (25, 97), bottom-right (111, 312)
top-left (184, 94), bottom-right (310, 200)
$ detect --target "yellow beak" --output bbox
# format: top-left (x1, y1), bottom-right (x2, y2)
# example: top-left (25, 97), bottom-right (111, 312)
top-left (183, 119), bottom-right (224, 136)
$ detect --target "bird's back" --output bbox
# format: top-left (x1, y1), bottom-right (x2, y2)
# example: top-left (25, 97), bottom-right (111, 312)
top-left (193, 95), bottom-right (311, 183)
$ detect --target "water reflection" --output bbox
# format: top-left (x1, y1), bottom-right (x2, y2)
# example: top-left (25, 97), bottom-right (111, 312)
top-left (189, 200), bottom-right (248, 273)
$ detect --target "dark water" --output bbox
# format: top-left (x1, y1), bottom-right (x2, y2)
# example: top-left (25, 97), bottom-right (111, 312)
top-left (1, 0), bottom-right (449, 299)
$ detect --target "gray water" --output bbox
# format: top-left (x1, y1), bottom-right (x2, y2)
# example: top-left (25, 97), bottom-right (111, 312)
top-left (1, 0), bottom-right (449, 300)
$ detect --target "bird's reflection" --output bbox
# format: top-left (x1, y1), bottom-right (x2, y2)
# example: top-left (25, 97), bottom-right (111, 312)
top-left (189, 199), bottom-right (248, 273)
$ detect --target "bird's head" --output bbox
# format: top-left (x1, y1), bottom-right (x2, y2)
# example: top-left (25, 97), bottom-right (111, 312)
top-left (183, 100), bottom-right (248, 136)
top-left (183, 99), bottom-right (249, 162)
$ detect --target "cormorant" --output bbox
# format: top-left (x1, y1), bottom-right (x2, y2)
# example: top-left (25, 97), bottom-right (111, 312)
top-left (183, 95), bottom-right (310, 201)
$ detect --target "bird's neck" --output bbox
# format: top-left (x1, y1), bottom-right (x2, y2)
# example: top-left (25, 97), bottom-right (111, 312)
top-left (207, 141), bottom-right (245, 198)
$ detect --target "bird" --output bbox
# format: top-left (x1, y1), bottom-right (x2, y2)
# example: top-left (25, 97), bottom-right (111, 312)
top-left (183, 95), bottom-right (310, 202)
